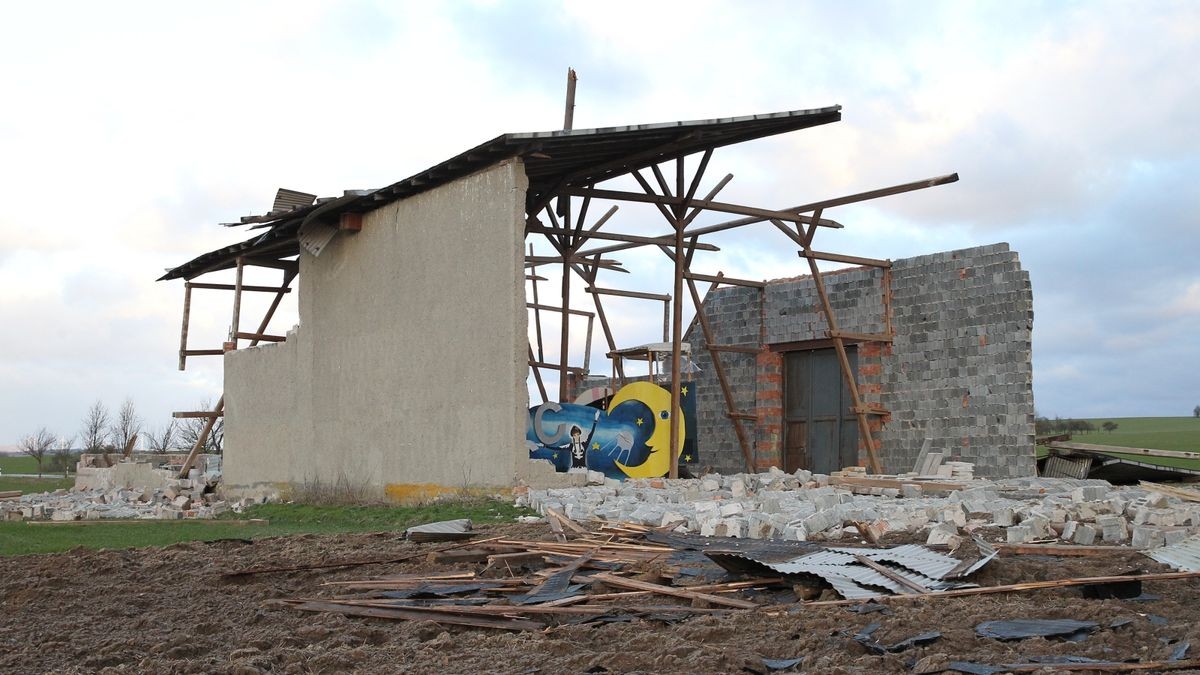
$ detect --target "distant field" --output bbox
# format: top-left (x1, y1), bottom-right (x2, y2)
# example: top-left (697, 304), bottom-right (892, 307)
top-left (0, 475), bottom-right (75, 494)
top-left (1067, 416), bottom-right (1200, 452)
top-left (0, 454), bottom-right (75, 476)
top-left (0, 500), bottom-right (534, 556)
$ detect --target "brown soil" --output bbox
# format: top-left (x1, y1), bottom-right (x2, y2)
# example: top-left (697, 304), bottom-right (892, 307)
top-left (2, 525), bottom-right (1199, 674)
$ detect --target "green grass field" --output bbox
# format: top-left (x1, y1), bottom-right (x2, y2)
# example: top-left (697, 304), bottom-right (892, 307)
top-left (0, 455), bottom-right (53, 475)
top-left (0, 475), bottom-right (75, 494)
top-left (0, 499), bottom-right (534, 556)
top-left (1071, 416), bottom-right (1200, 452)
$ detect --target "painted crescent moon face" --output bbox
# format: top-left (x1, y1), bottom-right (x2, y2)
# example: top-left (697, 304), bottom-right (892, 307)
top-left (609, 381), bottom-right (684, 479)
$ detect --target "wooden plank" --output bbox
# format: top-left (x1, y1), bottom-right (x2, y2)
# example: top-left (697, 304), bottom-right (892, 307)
top-left (829, 330), bottom-right (893, 343)
top-left (683, 272), bottom-right (764, 289)
top-left (546, 511), bottom-right (567, 544)
top-left (588, 572), bottom-right (758, 609)
top-left (801, 570), bottom-right (1200, 607)
top-left (120, 434), bottom-right (138, 460)
top-left (234, 331), bottom-right (286, 342)
top-left (0, 491), bottom-right (21, 499)
top-left (1140, 481), bottom-right (1200, 502)
top-left (829, 475), bottom-right (964, 492)
top-left (187, 282), bottom-right (294, 293)
top-left (528, 361), bottom-right (586, 373)
top-left (428, 549), bottom-right (493, 564)
top-left (181, 349), bottom-right (224, 357)
top-left (229, 537), bottom-right (508, 577)
top-left (544, 507), bottom-right (589, 535)
top-left (289, 600), bottom-right (543, 631)
top-left (566, 186), bottom-right (840, 231)
top-left (586, 286), bottom-right (671, 302)
top-left (526, 302), bottom-right (593, 318)
top-left (173, 411), bottom-right (223, 419)
top-left (800, 250), bottom-right (891, 268)
top-left (996, 543), bottom-right (1135, 556)
top-left (1048, 442), bottom-right (1200, 461)
top-left (527, 226), bottom-right (718, 251)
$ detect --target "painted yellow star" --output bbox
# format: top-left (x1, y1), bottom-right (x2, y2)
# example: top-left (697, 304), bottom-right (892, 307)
top-left (683, 454), bottom-right (693, 462)
top-left (551, 452), bottom-right (559, 460)
top-left (636, 417), bottom-right (644, 426)
top-left (591, 442), bottom-right (600, 451)
top-left (681, 385), bottom-right (689, 396)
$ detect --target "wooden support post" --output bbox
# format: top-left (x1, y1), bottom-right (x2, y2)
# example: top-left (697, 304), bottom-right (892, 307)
top-left (529, 244), bottom-right (545, 362)
top-left (563, 67), bottom-right (576, 131)
top-left (800, 210), bottom-right (883, 474)
top-left (668, 158), bottom-right (685, 479)
top-left (558, 198), bottom-right (574, 402)
top-left (583, 314), bottom-right (594, 373)
top-left (177, 395), bottom-right (223, 479)
top-left (687, 276), bottom-right (755, 473)
top-left (586, 259), bottom-right (624, 381)
top-left (229, 256), bottom-right (245, 349)
top-left (528, 344), bottom-right (548, 403)
top-left (178, 283), bottom-right (192, 371)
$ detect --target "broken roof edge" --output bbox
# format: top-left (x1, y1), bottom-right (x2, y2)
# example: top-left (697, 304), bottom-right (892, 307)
top-left (158, 105), bottom-right (842, 282)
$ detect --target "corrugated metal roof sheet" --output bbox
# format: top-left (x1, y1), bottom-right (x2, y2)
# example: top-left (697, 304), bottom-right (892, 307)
top-left (706, 540), bottom-right (990, 600)
top-left (159, 106), bottom-right (842, 281)
top-left (1146, 533), bottom-right (1200, 571)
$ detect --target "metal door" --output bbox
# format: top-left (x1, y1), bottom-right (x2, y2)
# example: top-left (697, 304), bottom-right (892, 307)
top-left (783, 347), bottom-right (858, 474)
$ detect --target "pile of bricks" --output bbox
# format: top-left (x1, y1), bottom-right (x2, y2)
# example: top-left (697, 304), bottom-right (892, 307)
top-left (518, 467), bottom-right (1200, 551)
top-left (0, 457), bottom-right (231, 522)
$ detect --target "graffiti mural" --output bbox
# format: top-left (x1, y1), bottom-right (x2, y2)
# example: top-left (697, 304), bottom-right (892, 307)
top-left (527, 381), bottom-right (697, 479)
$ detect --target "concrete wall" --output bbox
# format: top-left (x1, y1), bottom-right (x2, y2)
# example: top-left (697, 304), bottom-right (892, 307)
top-left (223, 160), bottom-right (529, 500)
top-left (688, 243), bottom-right (1036, 478)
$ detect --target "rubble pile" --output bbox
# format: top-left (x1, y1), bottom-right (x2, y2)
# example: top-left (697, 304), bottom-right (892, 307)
top-left (0, 456), bottom-right (231, 522)
top-left (517, 467), bottom-right (1200, 551)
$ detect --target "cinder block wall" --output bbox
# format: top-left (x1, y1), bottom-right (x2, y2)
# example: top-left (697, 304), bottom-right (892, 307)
top-left (223, 160), bottom-right (529, 500)
top-left (882, 243), bottom-right (1036, 477)
top-left (687, 243), bottom-right (1035, 478)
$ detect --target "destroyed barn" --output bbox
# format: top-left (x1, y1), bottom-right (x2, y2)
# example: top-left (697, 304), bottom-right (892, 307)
top-left (158, 104), bottom-right (1038, 500)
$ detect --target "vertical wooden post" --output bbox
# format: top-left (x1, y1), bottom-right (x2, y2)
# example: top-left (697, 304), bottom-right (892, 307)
top-left (559, 247), bottom-right (572, 402)
top-left (178, 283), bottom-right (193, 371)
top-left (563, 68), bottom-right (577, 131)
top-left (529, 244), bottom-right (545, 362)
top-left (668, 159), bottom-right (686, 479)
top-left (799, 209), bottom-right (883, 474)
top-left (687, 276), bottom-right (755, 473)
top-left (229, 256), bottom-right (245, 349)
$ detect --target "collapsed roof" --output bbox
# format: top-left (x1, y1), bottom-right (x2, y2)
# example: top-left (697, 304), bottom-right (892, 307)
top-left (158, 106), bottom-right (842, 281)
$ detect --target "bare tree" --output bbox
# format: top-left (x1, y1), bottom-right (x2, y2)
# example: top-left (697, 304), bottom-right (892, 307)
top-left (145, 420), bottom-right (178, 454)
top-left (18, 427), bottom-right (56, 477)
top-left (50, 435), bottom-right (76, 477)
top-left (1194, 405), bottom-right (1199, 419)
top-left (109, 398), bottom-right (142, 453)
top-left (178, 399), bottom-right (223, 454)
top-left (79, 400), bottom-right (110, 452)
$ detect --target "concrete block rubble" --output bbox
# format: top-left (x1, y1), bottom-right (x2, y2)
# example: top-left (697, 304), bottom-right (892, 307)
top-left (517, 466), bottom-right (1200, 551)
top-left (0, 456), bottom-right (238, 522)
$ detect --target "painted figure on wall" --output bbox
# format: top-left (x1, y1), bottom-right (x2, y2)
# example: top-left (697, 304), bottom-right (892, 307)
top-left (526, 381), bottom-right (697, 480)
top-left (565, 410), bottom-right (600, 472)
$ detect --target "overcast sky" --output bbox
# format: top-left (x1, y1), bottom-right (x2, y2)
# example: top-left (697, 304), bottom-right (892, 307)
top-left (1, 1), bottom-right (1197, 448)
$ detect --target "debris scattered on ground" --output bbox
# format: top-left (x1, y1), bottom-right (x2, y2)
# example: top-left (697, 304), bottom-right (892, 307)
top-left (405, 518), bottom-right (473, 542)
top-left (0, 455), bottom-right (233, 521)
top-left (974, 618), bottom-right (1098, 641)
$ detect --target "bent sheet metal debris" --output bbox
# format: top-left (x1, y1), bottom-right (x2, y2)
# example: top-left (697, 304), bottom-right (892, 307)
top-left (705, 537), bottom-right (996, 599)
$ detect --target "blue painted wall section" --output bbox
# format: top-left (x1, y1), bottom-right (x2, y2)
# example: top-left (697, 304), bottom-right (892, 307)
top-left (526, 382), bottom-right (697, 479)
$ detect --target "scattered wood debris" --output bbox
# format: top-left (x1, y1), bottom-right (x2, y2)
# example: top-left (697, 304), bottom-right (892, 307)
top-left (273, 518), bottom-right (1200, 634)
